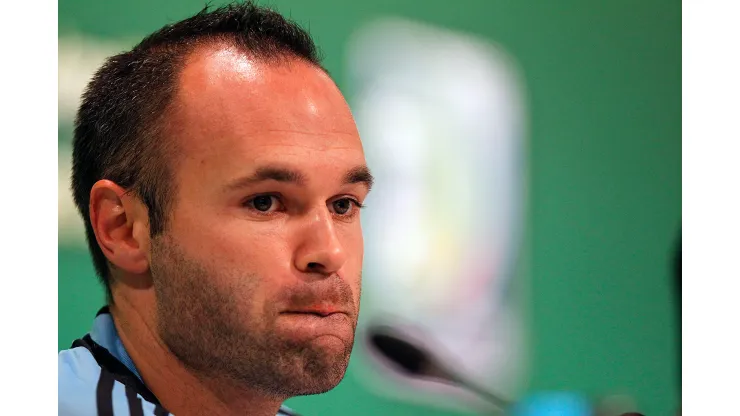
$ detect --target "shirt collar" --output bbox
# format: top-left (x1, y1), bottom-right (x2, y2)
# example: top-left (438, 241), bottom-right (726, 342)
top-left (88, 306), bottom-right (143, 382)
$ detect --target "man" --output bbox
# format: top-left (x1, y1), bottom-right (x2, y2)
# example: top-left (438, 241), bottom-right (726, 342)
top-left (58, 2), bottom-right (373, 415)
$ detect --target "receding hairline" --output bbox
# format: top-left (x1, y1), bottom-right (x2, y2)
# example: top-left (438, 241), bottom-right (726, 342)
top-left (152, 37), bottom-right (332, 168)
top-left (178, 36), bottom-right (329, 83)
top-left (163, 37), bottom-right (330, 119)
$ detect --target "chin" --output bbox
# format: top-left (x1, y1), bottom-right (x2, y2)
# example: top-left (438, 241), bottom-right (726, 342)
top-left (290, 351), bottom-right (351, 396)
top-left (292, 369), bottom-right (348, 396)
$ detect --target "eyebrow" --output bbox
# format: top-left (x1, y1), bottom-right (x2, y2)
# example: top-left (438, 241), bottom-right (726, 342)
top-left (225, 164), bottom-right (374, 192)
top-left (344, 165), bottom-right (374, 192)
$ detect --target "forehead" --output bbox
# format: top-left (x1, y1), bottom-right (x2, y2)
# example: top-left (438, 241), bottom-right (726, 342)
top-left (166, 44), bottom-right (364, 180)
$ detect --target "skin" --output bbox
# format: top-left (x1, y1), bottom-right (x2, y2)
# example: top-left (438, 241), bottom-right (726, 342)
top-left (88, 43), bottom-right (372, 416)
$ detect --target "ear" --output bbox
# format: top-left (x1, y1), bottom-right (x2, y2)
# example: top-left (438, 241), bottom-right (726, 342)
top-left (89, 180), bottom-right (151, 275)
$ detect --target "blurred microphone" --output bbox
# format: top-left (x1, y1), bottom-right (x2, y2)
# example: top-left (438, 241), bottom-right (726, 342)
top-left (366, 325), bottom-right (645, 416)
top-left (366, 324), bottom-right (512, 411)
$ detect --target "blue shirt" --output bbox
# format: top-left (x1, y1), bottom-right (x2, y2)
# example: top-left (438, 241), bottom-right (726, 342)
top-left (59, 307), bottom-right (299, 416)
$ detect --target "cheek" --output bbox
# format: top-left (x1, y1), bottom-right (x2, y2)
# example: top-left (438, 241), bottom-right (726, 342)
top-left (167, 211), bottom-right (295, 310)
top-left (339, 226), bottom-right (364, 299)
top-left (173, 206), bottom-right (291, 269)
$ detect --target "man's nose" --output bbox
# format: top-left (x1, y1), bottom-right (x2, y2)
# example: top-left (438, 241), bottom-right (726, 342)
top-left (293, 207), bottom-right (347, 277)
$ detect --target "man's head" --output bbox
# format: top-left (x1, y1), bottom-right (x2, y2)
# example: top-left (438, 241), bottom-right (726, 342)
top-left (71, 1), bottom-right (372, 397)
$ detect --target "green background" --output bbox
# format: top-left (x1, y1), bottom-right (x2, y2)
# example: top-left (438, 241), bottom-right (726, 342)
top-left (58, 0), bottom-right (681, 414)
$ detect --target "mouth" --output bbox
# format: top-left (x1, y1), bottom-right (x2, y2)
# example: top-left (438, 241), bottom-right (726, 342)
top-left (282, 307), bottom-right (347, 317)
top-left (277, 308), bottom-right (355, 344)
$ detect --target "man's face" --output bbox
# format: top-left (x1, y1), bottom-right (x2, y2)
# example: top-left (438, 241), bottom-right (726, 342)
top-left (149, 45), bottom-right (370, 397)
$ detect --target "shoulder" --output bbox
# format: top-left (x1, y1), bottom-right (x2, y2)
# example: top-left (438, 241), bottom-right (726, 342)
top-left (58, 345), bottom-right (170, 416)
top-left (58, 346), bottom-right (100, 416)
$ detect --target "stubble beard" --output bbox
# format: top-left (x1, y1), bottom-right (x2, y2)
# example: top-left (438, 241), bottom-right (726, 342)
top-left (149, 236), bottom-right (357, 398)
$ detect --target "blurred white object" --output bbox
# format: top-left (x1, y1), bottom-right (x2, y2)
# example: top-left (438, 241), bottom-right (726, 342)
top-left (348, 18), bottom-right (528, 412)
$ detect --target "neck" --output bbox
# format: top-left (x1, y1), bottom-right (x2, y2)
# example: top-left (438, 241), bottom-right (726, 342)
top-left (109, 292), bottom-right (284, 416)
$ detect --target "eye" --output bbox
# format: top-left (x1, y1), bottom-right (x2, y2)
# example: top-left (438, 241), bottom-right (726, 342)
top-left (330, 197), bottom-right (363, 217)
top-left (246, 195), bottom-right (283, 213)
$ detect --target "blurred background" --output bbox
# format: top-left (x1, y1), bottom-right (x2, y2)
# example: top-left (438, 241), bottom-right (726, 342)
top-left (58, 1), bottom-right (681, 415)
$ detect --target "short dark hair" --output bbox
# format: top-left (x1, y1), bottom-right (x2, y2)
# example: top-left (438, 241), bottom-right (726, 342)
top-left (71, 1), bottom-right (323, 300)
